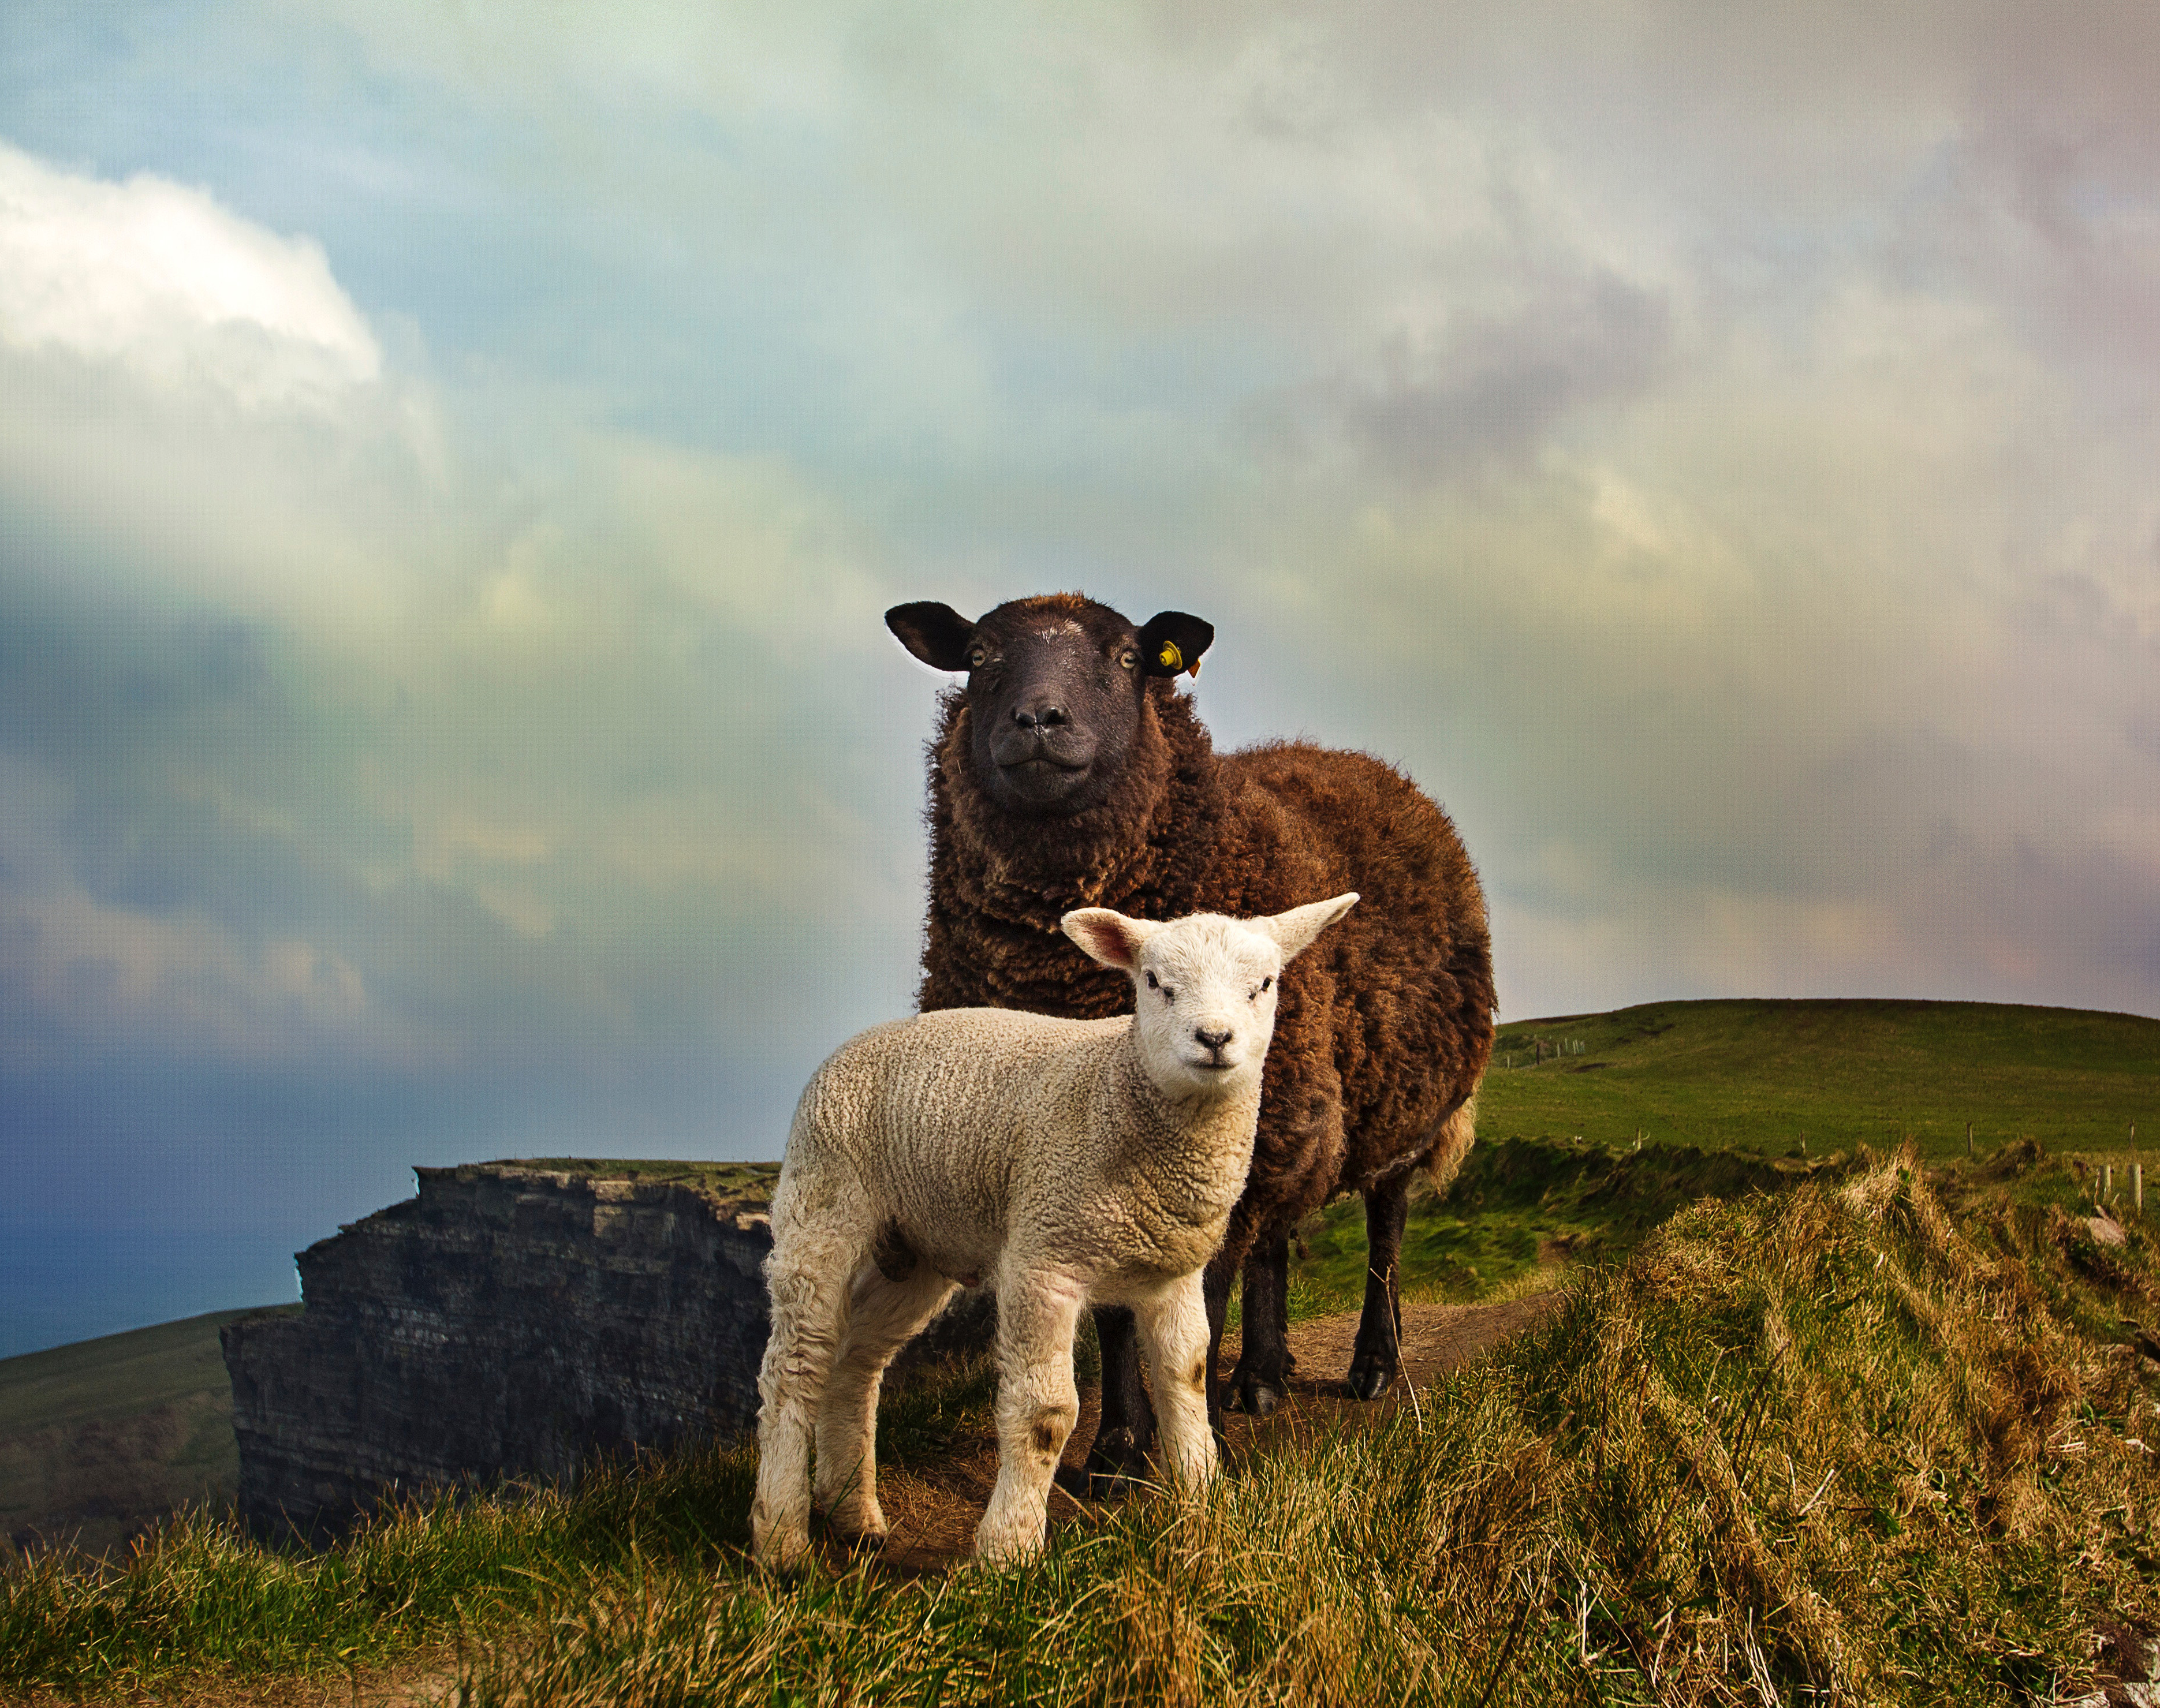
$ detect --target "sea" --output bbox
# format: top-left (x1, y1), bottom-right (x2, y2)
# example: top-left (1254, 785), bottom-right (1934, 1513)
top-left (0, 1223), bottom-right (305, 1361)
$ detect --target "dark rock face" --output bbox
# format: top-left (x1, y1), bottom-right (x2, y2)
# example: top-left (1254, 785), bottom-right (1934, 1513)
top-left (220, 1162), bottom-right (775, 1540)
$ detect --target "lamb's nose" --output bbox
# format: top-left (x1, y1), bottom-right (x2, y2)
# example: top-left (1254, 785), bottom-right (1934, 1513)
top-left (1195, 1026), bottom-right (1232, 1052)
top-left (1013, 703), bottom-right (1068, 730)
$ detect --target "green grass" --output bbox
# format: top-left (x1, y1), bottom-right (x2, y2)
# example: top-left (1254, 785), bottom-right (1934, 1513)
top-left (12, 1000), bottom-right (2159, 1698)
top-left (493, 1159), bottom-right (776, 1202)
top-left (1290, 1137), bottom-right (1841, 1320)
top-left (10, 1150), bottom-right (2157, 1705)
top-left (1483, 997), bottom-right (2157, 1159)
top-left (0, 1309), bottom-right (293, 1439)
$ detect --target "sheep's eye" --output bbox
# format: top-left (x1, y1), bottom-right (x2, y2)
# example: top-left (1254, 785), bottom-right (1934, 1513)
top-left (968, 646), bottom-right (988, 668)
top-left (1261, 976), bottom-right (1273, 992)
top-left (1145, 970), bottom-right (1158, 989)
top-left (1118, 648), bottom-right (1138, 670)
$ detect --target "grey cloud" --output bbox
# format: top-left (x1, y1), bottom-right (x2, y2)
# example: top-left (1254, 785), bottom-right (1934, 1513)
top-left (5, 5), bottom-right (2160, 1338)
top-left (1337, 272), bottom-right (1673, 482)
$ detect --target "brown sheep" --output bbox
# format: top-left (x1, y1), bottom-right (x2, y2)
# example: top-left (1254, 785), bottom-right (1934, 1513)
top-left (885, 592), bottom-right (1494, 1488)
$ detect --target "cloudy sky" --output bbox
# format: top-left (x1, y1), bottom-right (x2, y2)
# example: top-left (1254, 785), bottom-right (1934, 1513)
top-left (3, 3), bottom-right (2157, 1349)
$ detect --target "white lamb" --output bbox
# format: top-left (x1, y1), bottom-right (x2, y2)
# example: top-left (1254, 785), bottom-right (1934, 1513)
top-left (750, 892), bottom-right (1359, 1568)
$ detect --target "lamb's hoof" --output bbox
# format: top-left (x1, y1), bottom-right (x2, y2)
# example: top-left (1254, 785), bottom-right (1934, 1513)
top-left (974, 1514), bottom-right (1048, 1563)
top-left (752, 1525), bottom-right (813, 1574)
top-left (1083, 1427), bottom-right (1148, 1499)
top-left (1223, 1373), bottom-right (1285, 1417)
top-left (1346, 1354), bottom-right (1397, 1402)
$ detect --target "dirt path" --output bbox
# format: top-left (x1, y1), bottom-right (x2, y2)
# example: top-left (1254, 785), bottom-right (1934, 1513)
top-left (869, 1291), bottom-right (1562, 1571)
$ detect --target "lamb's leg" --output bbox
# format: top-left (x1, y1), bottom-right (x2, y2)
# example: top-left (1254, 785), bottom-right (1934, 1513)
top-left (1081, 1305), bottom-right (1155, 1498)
top-left (1133, 1274), bottom-right (1215, 1491)
top-left (751, 1242), bottom-right (856, 1572)
top-left (1222, 1236), bottom-right (1292, 1417)
top-left (977, 1276), bottom-right (1085, 1562)
top-left (1346, 1165), bottom-right (1413, 1401)
top-left (814, 1263), bottom-right (957, 1547)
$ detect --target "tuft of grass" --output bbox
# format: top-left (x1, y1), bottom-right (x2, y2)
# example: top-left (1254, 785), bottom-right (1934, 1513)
top-left (12, 1149), bottom-right (2159, 1703)
top-left (0, 1438), bottom-right (756, 1695)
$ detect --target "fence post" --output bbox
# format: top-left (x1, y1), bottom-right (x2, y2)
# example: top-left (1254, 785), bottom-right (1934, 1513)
top-left (1965, 1121), bottom-right (1975, 1158)
top-left (2103, 1163), bottom-right (2114, 1204)
top-left (2135, 1163), bottom-right (2144, 1215)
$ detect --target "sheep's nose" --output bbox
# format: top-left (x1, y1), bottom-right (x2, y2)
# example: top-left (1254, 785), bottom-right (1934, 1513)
top-left (1195, 1026), bottom-right (1232, 1052)
top-left (1013, 702), bottom-right (1068, 730)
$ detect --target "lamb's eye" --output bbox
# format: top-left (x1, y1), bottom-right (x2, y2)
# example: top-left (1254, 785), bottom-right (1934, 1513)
top-left (1118, 648), bottom-right (1138, 670)
top-left (1145, 970), bottom-right (1158, 989)
top-left (1261, 976), bottom-right (1273, 992)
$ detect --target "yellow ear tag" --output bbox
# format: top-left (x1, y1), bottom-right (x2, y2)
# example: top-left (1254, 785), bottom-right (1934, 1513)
top-left (1157, 641), bottom-right (1183, 671)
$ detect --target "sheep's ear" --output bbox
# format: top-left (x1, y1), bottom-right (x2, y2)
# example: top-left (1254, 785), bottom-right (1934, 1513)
top-left (1062, 907), bottom-right (1159, 973)
top-left (886, 602), bottom-right (980, 671)
top-left (1261, 892), bottom-right (1359, 962)
top-left (1136, 611), bottom-right (1215, 679)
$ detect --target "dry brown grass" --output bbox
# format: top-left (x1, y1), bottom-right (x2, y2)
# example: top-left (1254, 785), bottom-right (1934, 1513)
top-left (14, 1148), bottom-right (2159, 1706)
top-left (433, 1148), bottom-right (2160, 1706)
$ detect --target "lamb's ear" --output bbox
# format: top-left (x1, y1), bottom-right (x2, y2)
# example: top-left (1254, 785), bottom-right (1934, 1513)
top-left (1136, 611), bottom-right (1215, 679)
top-left (1061, 907), bottom-right (1161, 973)
top-left (886, 602), bottom-right (980, 672)
top-left (1261, 892), bottom-right (1359, 962)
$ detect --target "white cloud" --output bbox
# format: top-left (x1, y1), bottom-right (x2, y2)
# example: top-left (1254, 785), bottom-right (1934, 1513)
top-left (0, 140), bottom-right (381, 410)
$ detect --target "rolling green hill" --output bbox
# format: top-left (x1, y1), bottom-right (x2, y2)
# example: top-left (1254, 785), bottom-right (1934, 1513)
top-left (1481, 997), bottom-right (2156, 1160)
top-left (1288, 997), bottom-right (2156, 1316)
top-left (0, 1305), bottom-right (296, 1556)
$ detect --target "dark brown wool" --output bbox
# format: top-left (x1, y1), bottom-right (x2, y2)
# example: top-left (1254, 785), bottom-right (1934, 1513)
top-left (917, 660), bottom-right (1495, 1273)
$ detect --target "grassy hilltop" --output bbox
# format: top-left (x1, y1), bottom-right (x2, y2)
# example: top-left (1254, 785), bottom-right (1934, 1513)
top-left (6, 996), bottom-right (2160, 1703)
top-left (8, 1147), bottom-right (2160, 1705)
top-left (1482, 996), bottom-right (2157, 1159)
top-left (1289, 997), bottom-right (2157, 1319)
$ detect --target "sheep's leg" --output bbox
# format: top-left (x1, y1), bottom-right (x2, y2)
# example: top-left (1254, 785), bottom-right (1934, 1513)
top-left (977, 1276), bottom-right (1085, 1562)
top-left (1347, 1166), bottom-right (1412, 1401)
top-left (751, 1238), bottom-right (857, 1572)
top-left (1222, 1238), bottom-right (1292, 1417)
top-left (1080, 1305), bottom-right (1156, 1498)
top-left (1201, 1254), bottom-right (1233, 1433)
top-left (814, 1262), bottom-right (957, 1548)
top-left (1133, 1275), bottom-right (1215, 1491)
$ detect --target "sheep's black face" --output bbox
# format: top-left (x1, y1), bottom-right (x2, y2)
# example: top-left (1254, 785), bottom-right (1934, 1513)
top-left (886, 596), bottom-right (1214, 816)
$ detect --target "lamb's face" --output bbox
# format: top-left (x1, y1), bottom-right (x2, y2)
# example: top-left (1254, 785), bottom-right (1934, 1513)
top-left (1129, 917), bottom-right (1286, 1099)
top-left (1061, 895), bottom-right (1360, 1100)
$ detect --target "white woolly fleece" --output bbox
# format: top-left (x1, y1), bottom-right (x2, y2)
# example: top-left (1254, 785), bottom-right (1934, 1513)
top-left (750, 895), bottom-right (1356, 1568)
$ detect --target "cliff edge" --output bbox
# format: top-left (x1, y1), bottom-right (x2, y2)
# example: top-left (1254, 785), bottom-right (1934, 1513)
top-left (221, 1160), bottom-right (776, 1540)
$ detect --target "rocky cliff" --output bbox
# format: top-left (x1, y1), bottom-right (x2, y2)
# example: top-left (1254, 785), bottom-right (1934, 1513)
top-left (221, 1160), bottom-right (778, 1539)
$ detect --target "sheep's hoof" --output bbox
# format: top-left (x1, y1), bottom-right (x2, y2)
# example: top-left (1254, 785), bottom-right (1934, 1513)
top-left (1346, 1353), bottom-right (1396, 1402)
top-left (1082, 1427), bottom-right (1148, 1498)
top-left (1223, 1373), bottom-right (1284, 1417)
